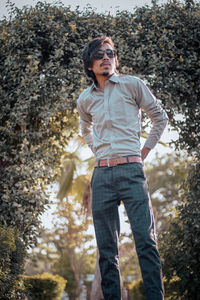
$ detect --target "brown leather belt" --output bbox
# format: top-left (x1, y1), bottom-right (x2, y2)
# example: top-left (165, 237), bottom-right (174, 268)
top-left (95, 156), bottom-right (143, 167)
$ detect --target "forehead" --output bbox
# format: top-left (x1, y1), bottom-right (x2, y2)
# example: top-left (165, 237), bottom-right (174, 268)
top-left (99, 43), bottom-right (113, 50)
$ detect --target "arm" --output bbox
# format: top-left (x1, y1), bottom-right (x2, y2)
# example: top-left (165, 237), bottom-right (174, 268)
top-left (77, 100), bottom-right (95, 154)
top-left (136, 78), bottom-right (169, 157)
top-left (141, 146), bottom-right (151, 161)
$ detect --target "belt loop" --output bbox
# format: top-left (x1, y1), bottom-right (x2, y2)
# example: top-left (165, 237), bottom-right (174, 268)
top-left (98, 160), bottom-right (100, 167)
top-left (126, 156), bottom-right (129, 163)
top-left (107, 159), bottom-right (110, 167)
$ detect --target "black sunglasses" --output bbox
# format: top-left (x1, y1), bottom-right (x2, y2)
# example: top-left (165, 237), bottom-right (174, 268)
top-left (92, 49), bottom-right (117, 60)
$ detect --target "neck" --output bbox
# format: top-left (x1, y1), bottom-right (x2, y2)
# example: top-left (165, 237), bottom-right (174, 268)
top-left (96, 73), bottom-right (113, 91)
top-left (97, 77), bottom-right (107, 91)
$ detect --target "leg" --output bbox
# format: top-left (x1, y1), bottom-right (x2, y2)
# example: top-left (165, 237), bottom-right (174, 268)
top-left (91, 167), bottom-right (121, 300)
top-left (117, 163), bottom-right (164, 300)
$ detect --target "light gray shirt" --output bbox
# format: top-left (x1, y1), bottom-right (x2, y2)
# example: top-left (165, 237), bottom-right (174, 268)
top-left (77, 73), bottom-right (168, 160)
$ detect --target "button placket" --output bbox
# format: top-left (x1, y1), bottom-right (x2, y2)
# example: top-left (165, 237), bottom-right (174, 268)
top-left (104, 83), bottom-right (113, 153)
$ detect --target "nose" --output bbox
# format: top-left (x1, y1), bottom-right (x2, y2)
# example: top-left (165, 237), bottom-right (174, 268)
top-left (103, 51), bottom-right (109, 59)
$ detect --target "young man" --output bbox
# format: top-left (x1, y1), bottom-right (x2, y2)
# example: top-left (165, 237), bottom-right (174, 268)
top-left (77, 36), bottom-right (168, 300)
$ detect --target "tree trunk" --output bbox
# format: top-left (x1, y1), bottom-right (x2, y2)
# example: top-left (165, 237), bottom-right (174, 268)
top-left (90, 252), bottom-right (104, 300)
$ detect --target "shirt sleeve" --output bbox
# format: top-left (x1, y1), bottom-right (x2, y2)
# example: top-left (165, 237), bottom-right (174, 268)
top-left (76, 97), bottom-right (95, 153)
top-left (136, 78), bottom-right (169, 149)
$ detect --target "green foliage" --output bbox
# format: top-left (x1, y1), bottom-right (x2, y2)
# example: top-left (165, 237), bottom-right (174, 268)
top-left (50, 178), bottom-right (95, 299)
top-left (24, 228), bottom-right (58, 277)
top-left (119, 0), bottom-right (200, 152)
top-left (0, 0), bottom-right (199, 245)
top-left (27, 227), bottom-right (96, 300)
top-left (128, 279), bottom-right (145, 300)
top-left (26, 141), bottom-right (96, 299)
top-left (24, 272), bottom-right (67, 300)
top-left (0, 0), bottom-right (199, 298)
top-left (164, 276), bottom-right (181, 300)
top-left (159, 161), bottom-right (200, 299)
top-left (128, 277), bottom-right (181, 300)
top-left (0, 225), bottom-right (26, 299)
top-left (145, 153), bottom-right (188, 232)
top-left (0, 1), bottom-right (79, 246)
top-left (119, 236), bottom-right (141, 284)
top-left (52, 252), bottom-right (79, 300)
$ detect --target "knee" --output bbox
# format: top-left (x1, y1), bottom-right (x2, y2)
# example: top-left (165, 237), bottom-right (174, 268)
top-left (135, 229), bottom-right (157, 255)
top-left (99, 253), bottom-right (120, 270)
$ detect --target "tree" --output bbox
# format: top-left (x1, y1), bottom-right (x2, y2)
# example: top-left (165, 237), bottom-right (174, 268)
top-left (0, 1), bottom-right (79, 245)
top-left (51, 201), bottom-right (96, 300)
top-left (24, 228), bottom-right (58, 276)
top-left (25, 194), bottom-right (96, 300)
top-left (159, 160), bottom-right (200, 299)
top-left (0, 225), bottom-right (26, 299)
top-left (1, 2), bottom-right (80, 296)
top-left (113, 0), bottom-right (200, 152)
top-left (145, 153), bottom-right (188, 233)
top-left (1, 0), bottom-right (199, 241)
top-left (53, 142), bottom-right (96, 299)
top-left (25, 141), bottom-right (96, 300)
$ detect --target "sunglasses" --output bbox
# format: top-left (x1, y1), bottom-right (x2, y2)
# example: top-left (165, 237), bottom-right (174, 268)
top-left (92, 49), bottom-right (117, 60)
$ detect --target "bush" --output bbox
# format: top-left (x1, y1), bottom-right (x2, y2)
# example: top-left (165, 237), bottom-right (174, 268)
top-left (0, 0), bottom-right (199, 298)
top-left (159, 162), bottom-right (200, 299)
top-left (0, 225), bottom-right (26, 300)
top-left (128, 277), bottom-right (181, 300)
top-left (128, 279), bottom-right (145, 300)
top-left (164, 277), bottom-right (181, 300)
top-left (24, 272), bottom-right (67, 300)
top-left (0, 1), bottom-right (199, 246)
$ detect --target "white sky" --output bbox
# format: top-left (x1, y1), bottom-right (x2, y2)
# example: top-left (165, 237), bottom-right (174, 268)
top-left (0, 0), bottom-right (169, 19)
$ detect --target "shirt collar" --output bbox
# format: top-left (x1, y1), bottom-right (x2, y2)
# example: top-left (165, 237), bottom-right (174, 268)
top-left (91, 72), bottom-right (119, 91)
top-left (109, 72), bottom-right (119, 83)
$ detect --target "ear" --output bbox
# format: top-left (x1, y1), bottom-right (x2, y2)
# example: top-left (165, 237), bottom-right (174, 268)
top-left (88, 67), bottom-right (92, 71)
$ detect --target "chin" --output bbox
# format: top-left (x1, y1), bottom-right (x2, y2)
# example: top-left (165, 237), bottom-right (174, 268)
top-left (102, 72), bottom-right (109, 77)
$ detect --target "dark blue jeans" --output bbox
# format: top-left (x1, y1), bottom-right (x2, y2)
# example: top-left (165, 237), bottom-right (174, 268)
top-left (91, 162), bottom-right (164, 300)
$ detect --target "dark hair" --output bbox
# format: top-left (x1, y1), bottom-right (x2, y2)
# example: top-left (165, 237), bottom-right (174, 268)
top-left (82, 36), bottom-right (118, 85)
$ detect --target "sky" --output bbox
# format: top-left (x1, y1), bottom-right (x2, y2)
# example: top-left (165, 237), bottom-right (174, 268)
top-left (0, 0), bottom-right (169, 19)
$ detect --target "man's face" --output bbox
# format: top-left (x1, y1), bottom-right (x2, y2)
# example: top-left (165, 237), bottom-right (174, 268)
top-left (89, 43), bottom-right (116, 78)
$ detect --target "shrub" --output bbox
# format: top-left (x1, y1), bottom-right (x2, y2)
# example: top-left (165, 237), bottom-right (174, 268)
top-left (0, 1), bottom-right (199, 246)
top-left (0, 0), bottom-right (199, 298)
top-left (159, 162), bottom-right (200, 299)
top-left (24, 272), bottom-right (67, 300)
top-left (128, 277), bottom-right (181, 300)
top-left (0, 225), bottom-right (26, 300)
top-left (164, 276), bottom-right (181, 300)
top-left (128, 279), bottom-right (145, 300)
